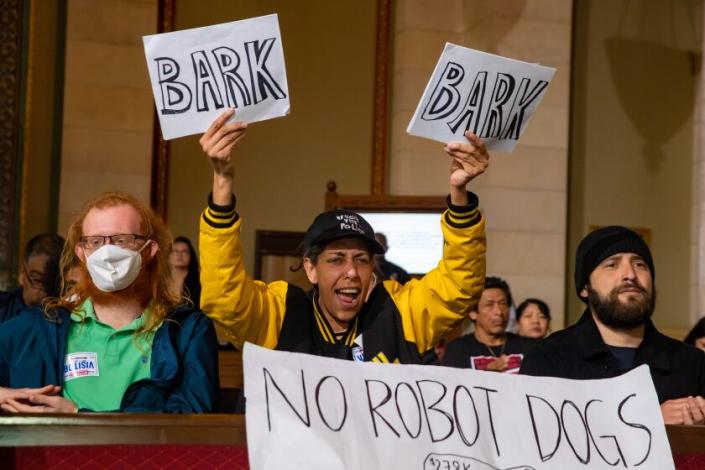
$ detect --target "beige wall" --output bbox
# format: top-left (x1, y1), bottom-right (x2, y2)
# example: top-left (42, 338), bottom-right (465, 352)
top-left (570, 0), bottom-right (697, 331)
top-left (167, 1), bottom-right (377, 273)
top-left (57, 0), bottom-right (157, 235)
top-left (390, 0), bottom-right (573, 328)
top-left (50, 1), bottom-right (700, 335)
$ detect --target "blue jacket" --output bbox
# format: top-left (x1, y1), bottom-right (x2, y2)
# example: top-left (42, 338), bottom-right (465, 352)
top-left (0, 289), bottom-right (27, 325)
top-left (0, 304), bottom-right (219, 413)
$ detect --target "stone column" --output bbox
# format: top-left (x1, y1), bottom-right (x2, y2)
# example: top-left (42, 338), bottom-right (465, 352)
top-left (692, 0), bottom-right (705, 323)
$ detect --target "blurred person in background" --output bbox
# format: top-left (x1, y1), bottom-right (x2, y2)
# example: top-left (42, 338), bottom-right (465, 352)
top-left (373, 232), bottom-right (411, 284)
top-left (0, 233), bottom-right (64, 324)
top-left (684, 317), bottom-right (705, 353)
top-left (169, 236), bottom-right (201, 307)
top-left (516, 298), bottom-right (551, 339)
top-left (442, 276), bottom-right (535, 373)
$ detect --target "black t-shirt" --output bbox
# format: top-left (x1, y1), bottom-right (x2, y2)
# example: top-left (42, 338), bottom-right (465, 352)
top-left (441, 332), bottom-right (537, 373)
top-left (607, 345), bottom-right (637, 371)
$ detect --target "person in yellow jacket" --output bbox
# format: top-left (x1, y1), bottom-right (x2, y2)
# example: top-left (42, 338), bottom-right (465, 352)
top-left (198, 109), bottom-right (489, 364)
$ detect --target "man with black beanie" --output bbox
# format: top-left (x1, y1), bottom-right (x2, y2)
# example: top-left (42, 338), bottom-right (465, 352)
top-left (520, 226), bottom-right (705, 425)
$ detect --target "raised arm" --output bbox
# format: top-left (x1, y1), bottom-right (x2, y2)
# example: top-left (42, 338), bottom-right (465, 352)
top-left (199, 107), bottom-right (248, 206)
top-left (445, 131), bottom-right (489, 204)
top-left (198, 110), bottom-right (289, 349)
top-left (388, 131), bottom-right (489, 354)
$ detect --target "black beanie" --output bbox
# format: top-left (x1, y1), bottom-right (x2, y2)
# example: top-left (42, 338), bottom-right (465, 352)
top-left (574, 226), bottom-right (654, 303)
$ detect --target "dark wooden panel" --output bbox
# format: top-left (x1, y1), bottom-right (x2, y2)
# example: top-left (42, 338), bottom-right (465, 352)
top-left (0, 413), bottom-right (702, 460)
top-left (219, 349), bottom-right (243, 389)
top-left (325, 181), bottom-right (446, 212)
top-left (667, 424), bottom-right (705, 454)
top-left (0, 0), bottom-right (24, 287)
top-left (0, 413), bottom-right (246, 447)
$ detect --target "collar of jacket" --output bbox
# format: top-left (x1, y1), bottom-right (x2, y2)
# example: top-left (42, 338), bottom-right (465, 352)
top-left (45, 303), bottom-right (197, 384)
top-left (575, 309), bottom-right (670, 372)
top-left (311, 292), bottom-right (359, 347)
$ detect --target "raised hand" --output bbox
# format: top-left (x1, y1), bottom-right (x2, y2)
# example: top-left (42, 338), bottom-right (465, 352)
top-left (199, 108), bottom-right (248, 177)
top-left (444, 131), bottom-right (490, 188)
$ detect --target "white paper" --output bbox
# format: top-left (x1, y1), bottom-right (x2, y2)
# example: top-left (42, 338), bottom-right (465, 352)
top-left (407, 43), bottom-right (556, 153)
top-left (244, 343), bottom-right (673, 470)
top-left (143, 14), bottom-right (290, 140)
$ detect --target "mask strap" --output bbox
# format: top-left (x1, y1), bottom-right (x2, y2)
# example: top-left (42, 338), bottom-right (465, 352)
top-left (137, 239), bottom-right (152, 253)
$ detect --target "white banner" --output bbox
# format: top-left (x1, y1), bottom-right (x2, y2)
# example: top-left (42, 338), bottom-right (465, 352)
top-left (407, 43), bottom-right (555, 153)
top-left (143, 14), bottom-right (289, 140)
top-left (244, 343), bottom-right (673, 470)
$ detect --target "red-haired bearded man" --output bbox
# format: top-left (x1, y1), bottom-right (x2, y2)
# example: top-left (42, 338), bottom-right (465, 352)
top-left (0, 193), bottom-right (219, 413)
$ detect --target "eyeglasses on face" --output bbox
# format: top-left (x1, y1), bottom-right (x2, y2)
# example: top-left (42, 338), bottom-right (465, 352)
top-left (79, 234), bottom-right (147, 250)
top-left (22, 265), bottom-right (46, 291)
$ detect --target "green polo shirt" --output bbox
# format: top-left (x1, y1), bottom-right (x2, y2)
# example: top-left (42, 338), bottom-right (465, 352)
top-left (62, 299), bottom-right (156, 411)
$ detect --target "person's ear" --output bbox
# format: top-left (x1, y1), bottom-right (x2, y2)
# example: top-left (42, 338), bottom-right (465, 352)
top-left (468, 309), bottom-right (478, 321)
top-left (17, 264), bottom-right (26, 288)
top-left (75, 244), bottom-right (86, 263)
top-left (579, 286), bottom-right (588, 299)
top-left (148, 240), bottom-right (159, 259)
top-left (303, 258), bottom-right (318, 285)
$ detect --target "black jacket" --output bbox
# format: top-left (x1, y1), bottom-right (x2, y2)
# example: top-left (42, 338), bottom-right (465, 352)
top-left (520, 310), bottom-right (705, 403)
top-left (0, 288), bottom-right (27, 325)
top-left (377, 258), bottom-right (411, 284)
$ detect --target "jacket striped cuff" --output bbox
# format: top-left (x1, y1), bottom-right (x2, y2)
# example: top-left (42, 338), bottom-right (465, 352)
top-left (203, 192), bottom-right (239, 228)
top-left (444, 191), bottom-right (481, 228)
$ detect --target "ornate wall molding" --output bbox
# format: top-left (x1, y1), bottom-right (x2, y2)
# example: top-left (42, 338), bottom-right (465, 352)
top-left (150, 0), bottom-right (175, 219)
top-left (371, 0), bottom-right (391, 196)
top-left (0, 0), bottom-right (24, 286)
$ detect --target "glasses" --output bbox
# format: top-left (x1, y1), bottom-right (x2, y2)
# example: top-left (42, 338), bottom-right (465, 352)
top-left (79, 234), bottom-right (147, 251)
top-left (22, 265), bottom-right (46, 291)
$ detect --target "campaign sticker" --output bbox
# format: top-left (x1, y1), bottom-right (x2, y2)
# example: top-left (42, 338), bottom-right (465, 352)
top-left (352, 345), bottom-right (365, 362)
top-left (64, 352), bottom-right (99, 381)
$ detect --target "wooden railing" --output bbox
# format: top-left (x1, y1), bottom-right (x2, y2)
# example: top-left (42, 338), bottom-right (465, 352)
top-left (0, 413), bottom-right (246, 447)
top-left (0, 414), bottom-right (702, 470)
top-left (0, 414), bottom-right (702, 450)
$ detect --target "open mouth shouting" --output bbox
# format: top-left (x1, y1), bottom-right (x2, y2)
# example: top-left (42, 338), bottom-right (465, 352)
top-left (335, 287), bottom-right (362, 307)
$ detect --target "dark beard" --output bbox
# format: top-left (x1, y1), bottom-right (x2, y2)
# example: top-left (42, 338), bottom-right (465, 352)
top-left (587, 281), bottom-right (655, 329)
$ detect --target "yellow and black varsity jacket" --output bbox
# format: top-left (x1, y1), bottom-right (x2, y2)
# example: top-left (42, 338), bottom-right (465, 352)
top-left (199, 193), bottom-right (486, 364)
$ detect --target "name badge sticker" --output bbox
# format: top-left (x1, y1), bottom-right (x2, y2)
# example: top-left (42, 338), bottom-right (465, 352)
top-left (64, 352), bottom-right (99, 382)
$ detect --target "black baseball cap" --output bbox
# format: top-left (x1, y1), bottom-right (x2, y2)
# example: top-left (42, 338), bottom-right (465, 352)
top-left (303, 210), bottom-right (385, 255)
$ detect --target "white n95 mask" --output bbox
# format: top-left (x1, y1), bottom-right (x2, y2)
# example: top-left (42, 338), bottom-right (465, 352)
top-left (86, 241), bottom-right (150, 292)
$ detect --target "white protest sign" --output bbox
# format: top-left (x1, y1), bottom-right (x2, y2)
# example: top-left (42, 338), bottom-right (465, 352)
top-left (244, 343), bottom-right (673, 470)
top-left (143, 14), bottom-right (289, 140)
top-left (407, 43), bottom-right (556, 153)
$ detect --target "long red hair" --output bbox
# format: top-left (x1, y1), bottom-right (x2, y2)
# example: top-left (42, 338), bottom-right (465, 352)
top-left (47, 192), bottom-right (180, 332)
